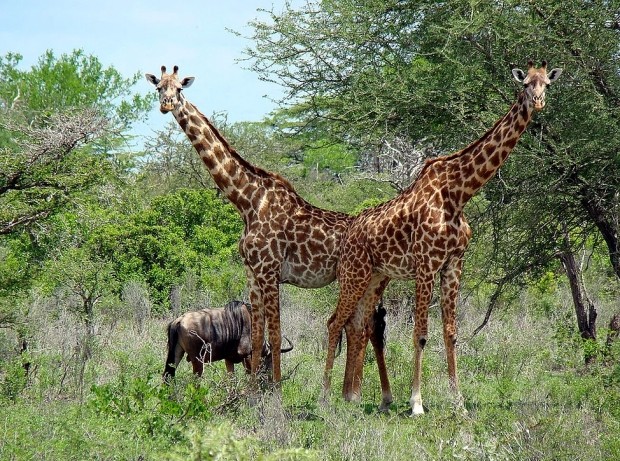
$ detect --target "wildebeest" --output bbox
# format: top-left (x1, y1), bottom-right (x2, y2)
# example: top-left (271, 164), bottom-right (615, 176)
top-left (163, 300), bottom-right (293, 380)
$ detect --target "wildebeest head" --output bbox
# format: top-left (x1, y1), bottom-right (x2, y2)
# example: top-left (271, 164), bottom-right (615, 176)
top-left (249, 335), bottom-right (294, 379)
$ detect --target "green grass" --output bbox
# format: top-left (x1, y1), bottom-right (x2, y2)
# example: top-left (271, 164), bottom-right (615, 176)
top-left (1, 285), bottom-right (619, 460)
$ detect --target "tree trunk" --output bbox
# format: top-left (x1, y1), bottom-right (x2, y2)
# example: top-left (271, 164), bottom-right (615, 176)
top-left (606, 312), bottom-right (620, 357)
top-left (558, 233), bottom-right (598, 365)
top-left (581, 192), bottom-right (620, 281)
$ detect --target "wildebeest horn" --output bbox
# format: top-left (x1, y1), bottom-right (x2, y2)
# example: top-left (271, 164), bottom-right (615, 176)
top-left (281, 335), bottom-right (294, 353)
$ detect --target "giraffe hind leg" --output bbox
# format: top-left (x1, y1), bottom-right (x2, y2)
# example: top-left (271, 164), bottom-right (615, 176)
top-left (343, 320), bottom-right (364, 403)
top-left (322, 296), bottom-right (363, 404)
top-left (345, 276), bottom-right (391, 410)
top-left (440, 257), bottom-right (467, 413)
top-left (323, 247), bottom-right (373, 406)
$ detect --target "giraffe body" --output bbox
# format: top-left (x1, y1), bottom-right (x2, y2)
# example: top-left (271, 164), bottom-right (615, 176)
top-left (146, 67), bottom-right (386, 389)
top-left (323, 62), bottom-right (562, 415)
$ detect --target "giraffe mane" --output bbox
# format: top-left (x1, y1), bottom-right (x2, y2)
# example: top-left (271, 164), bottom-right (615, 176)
top-left (188, 102), bottom-right (297, 193)
top-left (411, 91), bottom-right (524, 188)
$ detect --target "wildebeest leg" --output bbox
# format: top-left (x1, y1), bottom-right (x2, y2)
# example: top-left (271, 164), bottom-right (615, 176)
top-left (225, 359), bottom-right (235, 373)
top-left (190, 357), bottom-right (204, 377)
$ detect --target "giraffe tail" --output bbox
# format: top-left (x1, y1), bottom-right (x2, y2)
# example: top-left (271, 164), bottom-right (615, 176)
top-left (372, 301), bottom-right (387, 350)
top-left (336, 330), bottom-right (343, 357)
top-left (327, 313), bottom-right (344, 357)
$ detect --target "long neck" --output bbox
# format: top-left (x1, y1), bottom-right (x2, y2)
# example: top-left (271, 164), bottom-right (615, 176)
top-left (447, 91), bottom-right (533, 208)
top-left (172, 98), bottom-right (260, 212)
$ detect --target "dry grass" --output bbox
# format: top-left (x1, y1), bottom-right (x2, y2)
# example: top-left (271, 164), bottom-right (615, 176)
top-left (0, 277), bottom-right (619, 460)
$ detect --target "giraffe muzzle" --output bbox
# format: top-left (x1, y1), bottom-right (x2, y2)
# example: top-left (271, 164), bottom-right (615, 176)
top-left (533, 95), bottom-right (545, 111)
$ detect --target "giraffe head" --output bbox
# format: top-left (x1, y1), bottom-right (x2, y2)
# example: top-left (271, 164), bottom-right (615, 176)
top-left (512, 60), bottom-right (562, 111)
top-left (145, 65), bottom-right (195, 114)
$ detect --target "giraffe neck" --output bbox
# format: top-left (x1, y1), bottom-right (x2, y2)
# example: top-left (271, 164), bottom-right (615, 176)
top-left (171, 98), bottom-right (259, 213)
top-left (447, 91), bottom-right (533, 208)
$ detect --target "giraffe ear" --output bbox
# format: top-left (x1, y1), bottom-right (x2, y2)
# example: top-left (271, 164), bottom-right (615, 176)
top-left (511, 68), bottom-right (526, 83)
top-left (547, 68), bottom-right (563, 83)
top-left (180, 77), bottom-right (195, 88)
top-left (145, 73), bottom-right (160, 86)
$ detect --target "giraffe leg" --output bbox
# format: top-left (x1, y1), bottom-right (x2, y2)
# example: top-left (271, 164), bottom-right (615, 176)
top-left (323, 308), bottom-right (357, 404)
top-left (362, 277), bottom-right (392, 410)
top-left (366, 297), bottom-right (393, 412)
top-left (246, 269), bottom-right (265, 380)
top-left (249, 272), bottom-right (282, 383)
top-left (410, 274), bottom-right (434, 416)
top-left (440, 256), bottom-right (465, 411)
top-left (263, 282), bottom-right (282, 383)
top-left (343, 317), bottom-right (365, 402)
top-left (345, 276), bottom-right (391, 407)
top-left (323, 263), bottom-right (371, 404)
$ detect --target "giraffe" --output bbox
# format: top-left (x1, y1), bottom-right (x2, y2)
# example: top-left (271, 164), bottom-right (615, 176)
top-left (323, 61), bottom-right (562, 415)
top-left (145, 66), bottom-right (390, 395)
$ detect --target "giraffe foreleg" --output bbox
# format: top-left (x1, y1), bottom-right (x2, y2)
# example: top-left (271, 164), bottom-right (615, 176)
top-left (250, 273), bottom-right (281, 383)
top-left (263, 283), bottom-right (282, 383)
top-left (410, 274), bottom-right (434, 416)
top-left (440, 256), bottom-right (466, 412)
top-left (246, 270), bottom-right (265, 380)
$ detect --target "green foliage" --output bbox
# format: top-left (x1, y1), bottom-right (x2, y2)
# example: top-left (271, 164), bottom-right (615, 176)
top-left (0, 238), bottom-right (31, 303)
top-left (302, 141), bottom-right (356, 173)
top-left (247, 0), bottom-right (620, 296)
top-left (166, 423), bottom-right (318, 461)
top-left (351, 197), bottom-right (385, 216)
top-left (93, 188), bottom-right (244, 307)
top-left (0, 358), bottom-right (28, 402)
top-left (0, 49), bottom-right (152, 127)
top-left (1, 282), bottom-right (620, 460)
top-left (0, 49), bottom-right (153, 336)
top-left (89, 375), bottom-right (213, 440)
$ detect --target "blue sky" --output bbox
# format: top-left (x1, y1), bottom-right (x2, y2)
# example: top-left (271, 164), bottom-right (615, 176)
top-left (0, 1), bottom-right (296, 139)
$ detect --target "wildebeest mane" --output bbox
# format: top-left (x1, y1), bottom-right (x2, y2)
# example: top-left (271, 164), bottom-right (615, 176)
top-left (216, 300), bottom-right (250, 343)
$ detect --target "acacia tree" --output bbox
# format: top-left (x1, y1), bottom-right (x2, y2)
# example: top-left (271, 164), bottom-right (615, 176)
top-left (245, 0), bottom-right (620, 355)
top-left (0, 50), bottom-right (151, 345)
top-left (0, 50), bottom-right (152, 237)
top-left (0, 108), bottom-right (108, 235)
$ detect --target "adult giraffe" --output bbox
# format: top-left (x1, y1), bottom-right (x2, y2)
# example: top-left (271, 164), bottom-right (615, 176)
top-left (323, 61), bottom-right (562, 415)
top-left (145, 66), bottom-right (389, 393)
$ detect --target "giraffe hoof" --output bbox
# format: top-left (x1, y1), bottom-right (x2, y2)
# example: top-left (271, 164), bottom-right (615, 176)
top-left (410, 402), bottom-right (426, 416)
top-left (378, 396), bottom-right (393, 413)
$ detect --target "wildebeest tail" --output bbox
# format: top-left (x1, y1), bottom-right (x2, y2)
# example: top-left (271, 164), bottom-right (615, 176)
top-left (163, 321), bottom-right (179, 380)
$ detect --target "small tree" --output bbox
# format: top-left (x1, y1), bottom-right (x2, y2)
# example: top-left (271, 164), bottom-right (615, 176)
top-left (39, 245), bottom-right (119, 396)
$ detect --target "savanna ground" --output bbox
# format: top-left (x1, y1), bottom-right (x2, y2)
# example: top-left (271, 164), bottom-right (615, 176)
top-left (1, 272), bottom-right (619, 461)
